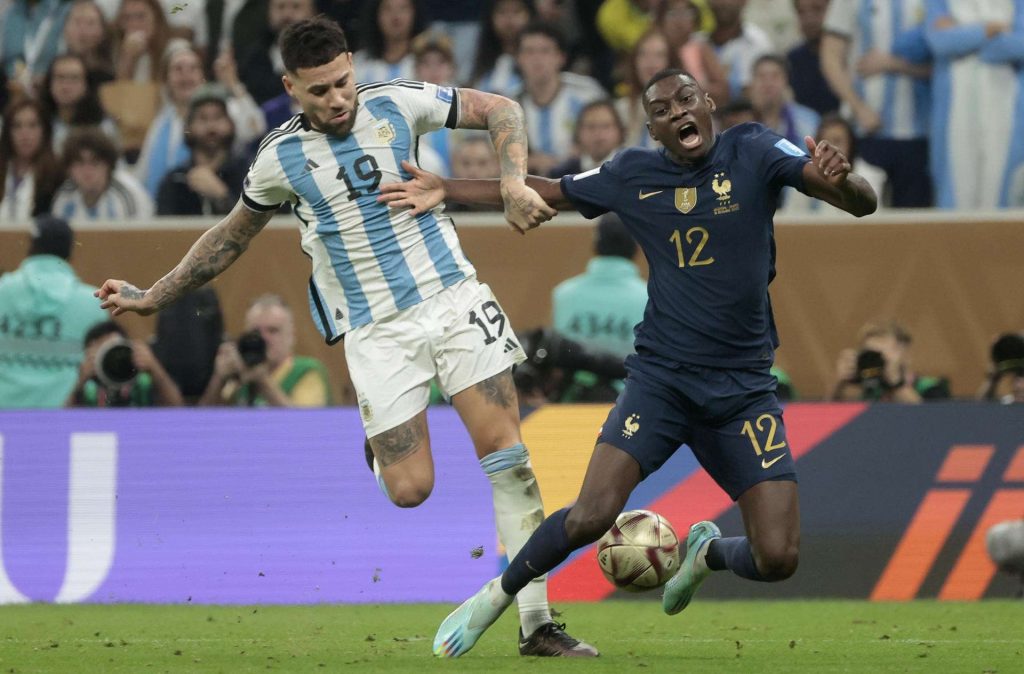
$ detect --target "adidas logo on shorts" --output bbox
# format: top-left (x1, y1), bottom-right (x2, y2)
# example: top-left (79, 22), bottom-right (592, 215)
top-left (503, 338), bottom-right (519, 353)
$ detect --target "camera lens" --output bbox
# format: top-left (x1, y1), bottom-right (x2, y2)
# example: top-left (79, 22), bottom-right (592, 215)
top-left (237, 330), bottom-right (267, 367)
top-left (992, 333), bottom-right (1024, 374)
top-left (95, 339), bottom-right (137, 388)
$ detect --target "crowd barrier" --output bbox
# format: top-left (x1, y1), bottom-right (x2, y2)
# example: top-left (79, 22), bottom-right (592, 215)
top-left (0, 402), bottom-right (1021, 604)
top-left (2, 212), bottom-right (1024, 403)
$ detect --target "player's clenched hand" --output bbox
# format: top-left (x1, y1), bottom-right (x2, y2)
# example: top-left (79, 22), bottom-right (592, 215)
top-left (94, 279), bottom-right (156, 316)
top-left (378, 160), bottom-right (445, 215)
top-left (500, 180), bottom-right (557, 235)
top-left (805, 136), bottom-right (851, 186)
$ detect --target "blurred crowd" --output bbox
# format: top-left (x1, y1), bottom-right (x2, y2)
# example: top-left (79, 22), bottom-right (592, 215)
top-left (0, 0), bottom-right (1023, 226)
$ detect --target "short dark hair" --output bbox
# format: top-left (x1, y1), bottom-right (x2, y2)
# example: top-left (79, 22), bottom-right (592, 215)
top-left (752, 53), bottom-right (790, 79)
top-left (84, 320), bottom-right (126, 348)
top-left (280, 16), bottom-right (349, 73)
top-left (62, 127), bottom-right (118, 172)
top-left (643, 68), bottom-right (695, 97)
top-left (29, 215), bottom-right (74, 260)
top-left (516, 21), bottom-right (567, 54)
top-left (594, 214), bottom-right (637, 259)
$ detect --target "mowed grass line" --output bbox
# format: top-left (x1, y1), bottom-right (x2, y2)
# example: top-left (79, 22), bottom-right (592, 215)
top-left (0, 601), bottom-right (1021, 673)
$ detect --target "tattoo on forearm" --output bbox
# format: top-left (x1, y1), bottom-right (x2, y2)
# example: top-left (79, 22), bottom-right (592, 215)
top-left (459, 90), bottom-right (528, 180)
top-left (119, 284), bottom-right (144, 300)
top-left (372, 420), bottom-right (422, 467)
top-left (487, 104), bottom-right (528, 180)
top-left (146, 206), bottom-right (271, 310)
top-left (475, 371), bottom-right (517, 409)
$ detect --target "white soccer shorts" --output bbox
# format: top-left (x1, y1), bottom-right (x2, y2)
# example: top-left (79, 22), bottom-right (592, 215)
top-left (344, 277), bottom-right (527, 437)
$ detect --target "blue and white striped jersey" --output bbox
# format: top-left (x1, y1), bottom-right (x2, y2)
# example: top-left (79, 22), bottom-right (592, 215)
top-left (516, 72), bottom-right (606, 163)
top-left (242, 80), bottom-right (476, 341)
top-left (824, 0), bottom-right (930, 139)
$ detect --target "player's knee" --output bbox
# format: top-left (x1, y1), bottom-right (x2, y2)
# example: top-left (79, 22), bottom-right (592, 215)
top-left (387, 479), bottom-right (433, 508)
top-left (564, 504), bottom-right (617, 546)
top-left (754, 543), bottom-right (799, 581)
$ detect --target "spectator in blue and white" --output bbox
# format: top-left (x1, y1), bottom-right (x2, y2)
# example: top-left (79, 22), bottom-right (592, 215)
top-left (41, 53), bottom-right (119, 154)
top-left (749, 54), bottom-right (820, 147)
top-left (924, 0), bottom-right (1024, 210)
top-left (470, 0), bottom-right (534, 97)
top-left (707, 0), bottom-right (773, 99)
top-left (515, 22), bottom-right (606, 176)
top-left (52, 127), bottom-right (153, 221)
top-left (352, 0), bottom-right (425, 84)
top-left (135, 43), bottom-right (264, 197)
top-left (412, 32), bottom-right (457, 176)
top-left (820, 0), bottom-right (933, 208)
top-left (0, 0), bottom-right (72, 96)
top-left (786, 0), bottom-right (839, 116)
top-left (549, 100), bottom-right (625, 177)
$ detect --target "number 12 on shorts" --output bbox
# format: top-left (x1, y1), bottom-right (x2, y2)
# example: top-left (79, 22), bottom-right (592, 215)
top-left (740, 413), bottom-right (787, 456)
top-left (469, 301), bottom-right (506, 345)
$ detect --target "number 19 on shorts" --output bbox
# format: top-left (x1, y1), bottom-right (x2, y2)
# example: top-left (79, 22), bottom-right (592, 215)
top-left (469, 301), bottom-right (506, 345)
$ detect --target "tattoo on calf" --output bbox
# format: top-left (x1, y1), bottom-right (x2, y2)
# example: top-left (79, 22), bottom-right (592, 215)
top-left (475, 372), bottom-right (517, 408)
top-left (373, 421), bottom-right (422, 467)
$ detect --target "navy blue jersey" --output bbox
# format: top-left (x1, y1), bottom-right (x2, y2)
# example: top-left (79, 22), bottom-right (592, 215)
top-left (560, 123), bottom-right (809, 368)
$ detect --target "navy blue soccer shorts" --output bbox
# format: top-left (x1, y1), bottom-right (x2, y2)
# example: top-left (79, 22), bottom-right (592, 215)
top-left (598, 349), bottom-right (797, 501)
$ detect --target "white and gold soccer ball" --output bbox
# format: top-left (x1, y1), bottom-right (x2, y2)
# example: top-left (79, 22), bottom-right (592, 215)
top-left (596, 510), bottom-right (680, 592)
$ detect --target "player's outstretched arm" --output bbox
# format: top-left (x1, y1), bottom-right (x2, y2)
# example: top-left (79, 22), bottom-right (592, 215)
top-left (95, 201), bottom-right (274, 316)
top-left (801, 136), bottom-right (878, 217)
top-left (378, 161), bottom-right (574, 224)
top-left (455, 88), bottom-right (558, 232)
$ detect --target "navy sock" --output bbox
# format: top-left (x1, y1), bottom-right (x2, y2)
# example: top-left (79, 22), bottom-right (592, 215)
top-left (705, 537), bottom-right (767, 581)
top-left (501, 507), bottom-right (574, 596)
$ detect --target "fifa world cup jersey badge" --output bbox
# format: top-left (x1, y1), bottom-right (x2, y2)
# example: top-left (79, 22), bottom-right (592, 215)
top-left (374, 120), bottom-right (396, 145)
top-left (359, 397), bottom-right (374, 423)
top-left (674, 187), bottom-right (697, 213)
top-left (622, 414), bottom-right (640, 438)
top-left (712, 171), bottom-right (740, 215)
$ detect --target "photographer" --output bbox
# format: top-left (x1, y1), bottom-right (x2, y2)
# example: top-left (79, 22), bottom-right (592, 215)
top-left (199, 294), bottom-right (330, 407)
top-left (978, 332), bottom-right (1024, 404)
top-left (513, 327), bottom-right (628, 406)
top-left (831, 320), bottom-right (949, 403)
top-left (68, 321), bottom-right (184, 407)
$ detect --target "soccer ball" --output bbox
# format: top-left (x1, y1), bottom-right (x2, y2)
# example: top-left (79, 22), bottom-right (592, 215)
top-left (596, 510), bottom-right (680, 592)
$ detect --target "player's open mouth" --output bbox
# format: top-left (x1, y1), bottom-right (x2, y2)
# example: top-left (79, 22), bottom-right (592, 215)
top-left (678, 122), bottom-right (701, 149)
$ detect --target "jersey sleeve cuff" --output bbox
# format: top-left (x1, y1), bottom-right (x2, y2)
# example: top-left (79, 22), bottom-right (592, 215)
top-left (445, 88), bottom-right (460, 129)
top-left (559, 174), bottom-right (608, 220)
top-left (242, 192), bottom-right (281, 212)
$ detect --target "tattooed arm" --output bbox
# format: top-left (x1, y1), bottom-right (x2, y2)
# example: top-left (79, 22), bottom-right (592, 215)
top-left (455, 88), bottom-right (557, 233)
top-left (96, 201), bottom-right (274, 316)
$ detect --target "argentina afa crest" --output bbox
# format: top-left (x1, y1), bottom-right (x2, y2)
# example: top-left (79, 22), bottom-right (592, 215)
top-left (674, 187), bottom-right (697, 213)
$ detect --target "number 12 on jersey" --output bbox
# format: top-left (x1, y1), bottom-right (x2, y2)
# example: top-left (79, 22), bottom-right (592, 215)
top-left (670, 227), bottom-right (714, 268)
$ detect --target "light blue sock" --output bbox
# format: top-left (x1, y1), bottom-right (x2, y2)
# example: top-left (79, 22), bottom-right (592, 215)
top-left (372, 459), bottom-right (390, 500)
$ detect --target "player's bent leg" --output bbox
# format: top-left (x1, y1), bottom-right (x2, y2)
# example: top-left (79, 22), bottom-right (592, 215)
top-left (736, 479), bottom-right (801, 581)
top-left (369, 411), bottom-right (434, 508)
top-left (563, 442), bottom-right (642, 545)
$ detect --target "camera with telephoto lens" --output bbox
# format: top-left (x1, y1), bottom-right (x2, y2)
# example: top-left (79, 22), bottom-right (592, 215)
top-left (992, 333), bottom-right (1024, 376)
top-left (236, 329), bottom-right (267, 367)
top-left (94, 337), bottom-right (137, 388)
top-left (854, 348), bottom-right (887, 392)
top-left (513, 328), bottom-right (628, 402)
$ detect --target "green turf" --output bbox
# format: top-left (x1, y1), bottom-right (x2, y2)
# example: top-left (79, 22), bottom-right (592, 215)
top-left (0, 601), bottom-right (1020, 672)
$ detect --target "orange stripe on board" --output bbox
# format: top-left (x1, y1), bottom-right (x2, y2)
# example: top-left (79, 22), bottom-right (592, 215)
top-left (935, 445), bottom-right (994, 483)
top-left (1002, 447), bottom-right (1024, 482)
top-left (938, 489), bottom-right (1024, 600)
top-left (870, 489), bottom-right (971, 601)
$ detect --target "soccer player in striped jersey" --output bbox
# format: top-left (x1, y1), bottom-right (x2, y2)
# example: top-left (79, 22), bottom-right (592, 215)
top-left (95, 16), bottom-right (597, 657)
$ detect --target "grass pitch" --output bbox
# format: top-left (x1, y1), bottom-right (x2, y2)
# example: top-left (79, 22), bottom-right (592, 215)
top-left (0, 601), bottom-right (1020, 672)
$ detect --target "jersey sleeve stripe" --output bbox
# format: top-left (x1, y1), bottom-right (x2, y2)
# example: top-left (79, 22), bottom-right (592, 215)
top-left (445, 88), bottom-right (459, 129)
top-left (241, 192), bottom-right (281, 212)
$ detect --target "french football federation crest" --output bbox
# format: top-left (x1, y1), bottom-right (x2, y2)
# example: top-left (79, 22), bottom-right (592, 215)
top-left (374, 120), bottom-right (396, 144)
top-left (712, 172), bottom-right (732, 202)
top-left (674, 187), bottom-right (697, 213)
top-left (622, 414), bottom-right (640, 438)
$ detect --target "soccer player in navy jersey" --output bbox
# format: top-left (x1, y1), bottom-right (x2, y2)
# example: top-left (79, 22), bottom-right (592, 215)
top-left (379, 68), bottom-right (877, 658)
